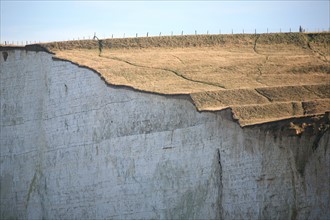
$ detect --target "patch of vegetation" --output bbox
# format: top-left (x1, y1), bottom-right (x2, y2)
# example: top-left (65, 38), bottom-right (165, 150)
top-left (305, 33), bottom-right (330, 44)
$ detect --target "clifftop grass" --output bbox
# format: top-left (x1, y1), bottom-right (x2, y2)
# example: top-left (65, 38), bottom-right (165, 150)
top-left (39, 32), bottom-right (330, 126)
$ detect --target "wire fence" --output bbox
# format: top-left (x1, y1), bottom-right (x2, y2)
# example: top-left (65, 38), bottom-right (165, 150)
top-left (1, 27), bottom-right (329, 46)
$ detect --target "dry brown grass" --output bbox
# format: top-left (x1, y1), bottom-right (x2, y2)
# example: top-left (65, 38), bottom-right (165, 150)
top-left (42, 33), bottom-right (330, 126)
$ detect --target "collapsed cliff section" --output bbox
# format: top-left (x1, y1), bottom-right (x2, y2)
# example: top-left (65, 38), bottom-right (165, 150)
top-left (2, 33), bottom-right (329, 129)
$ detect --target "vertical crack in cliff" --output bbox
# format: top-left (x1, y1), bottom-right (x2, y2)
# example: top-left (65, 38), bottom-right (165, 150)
top-left (26, 171), bottom-right (38, 209)
top-left (288, 149), bottom-right (298, 220)
top-left (25, 163), bottom-right (47, 218)
top-left (216, 148), bottom-right (223, 219)
top-left (2, 51), bottom-right (8, 61)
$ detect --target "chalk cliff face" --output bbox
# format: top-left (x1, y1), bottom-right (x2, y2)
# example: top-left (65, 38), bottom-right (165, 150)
top-left (1, 50), bottom-right (329, 219)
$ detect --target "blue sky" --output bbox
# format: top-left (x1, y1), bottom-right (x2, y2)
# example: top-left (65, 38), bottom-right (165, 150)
top-left (1, 1), bottom-right (329, 44)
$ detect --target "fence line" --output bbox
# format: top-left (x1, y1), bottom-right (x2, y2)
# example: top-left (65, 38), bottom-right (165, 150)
top-left (1, 27), bottom-right (329, 46)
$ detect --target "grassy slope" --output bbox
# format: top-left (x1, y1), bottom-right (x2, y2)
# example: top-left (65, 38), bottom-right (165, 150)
top-left (42, 33), bottom-right (330, 126)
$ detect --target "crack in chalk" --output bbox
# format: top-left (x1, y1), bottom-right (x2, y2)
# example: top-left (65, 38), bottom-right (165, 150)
top-left (26, 172), bottom-right (38, 209)
top-left (104, 56), bottom-right (226, 89)
top-left (288, 149), bottom-right (298, 220)
top-left (254, 35), bottom-right (271, 85)
top-left (42, 99), bottom-right (136, 121)
top-left (253, 34), bottom-right (260, 54)
top-left (254, 89), bottom-right (273, 102)
top-left (217, 148), bottom-right (223, 220)
top-left (172, 54), bottom-right (185, 64)
top-left (164, 67), bottom-right (226, 89)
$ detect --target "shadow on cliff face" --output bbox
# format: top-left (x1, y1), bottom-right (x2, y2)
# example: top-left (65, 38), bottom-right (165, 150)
top-left (256, 113), bottom-right (329, 177)
top-left (239, 113), bottom-right (329, 219)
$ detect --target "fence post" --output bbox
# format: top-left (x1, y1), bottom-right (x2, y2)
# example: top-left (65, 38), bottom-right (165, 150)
top-left (171, 31), bottom-right (173, 36)
top-left (207, 30), bottom-right (209, 35)
top-left (231, 29), bottom-right (233, 34)
top-left (159, 32), bottom-right (161, 36)
top-left (147, 32), bottom-right (148, 37)
top-left (290, 28), bottom-right (291, 33)
top-left (182, 31), bottom-right (183, 35)
top-left (267, 28), bottom-right (268, 33)
top-left (219, 29), bottom-right (221, 34)
top-left (243, 29), bottom-right (244, 34)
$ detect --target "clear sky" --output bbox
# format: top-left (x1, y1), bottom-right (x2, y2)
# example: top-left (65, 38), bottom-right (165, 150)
top-left (1, 0), bottom-right (329, 44)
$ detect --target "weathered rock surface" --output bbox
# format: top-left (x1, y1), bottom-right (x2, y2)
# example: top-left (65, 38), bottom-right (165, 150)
top-left (1, 50), bottom-right (329, 219)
